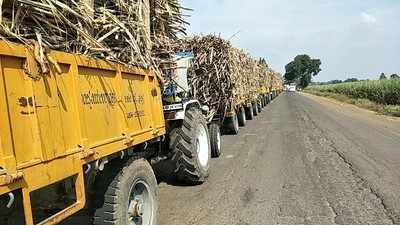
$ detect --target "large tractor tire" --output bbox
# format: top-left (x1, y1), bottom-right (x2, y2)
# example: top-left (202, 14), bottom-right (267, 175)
top-left (265, 95), bottom-right (270, 105)
top-left (92, 158), bottom-right (159, 225)
top-left (168, 108), bottom-right (211, 184)
top-left (237, 107), bottom-right (247, 127)
top-left (260, 98), bottom-right (264, 108)
top-left (245, 105), bottom-right (254, 120)
top-left (252, 102), bottom-right (259, 116)
top-left (209, 123), bottom-right (222, 158)
top-left (223, 111), bottom-right (239, 135)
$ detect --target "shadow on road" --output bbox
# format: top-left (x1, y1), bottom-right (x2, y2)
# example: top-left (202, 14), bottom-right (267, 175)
top-left (152, 160), bottom-right (203, 187)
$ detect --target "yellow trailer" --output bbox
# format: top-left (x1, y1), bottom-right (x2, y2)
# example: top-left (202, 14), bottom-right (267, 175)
top-left (0, 40), bottom-right (212, 225)
top-left (0, 40), bottom-right (210, 225)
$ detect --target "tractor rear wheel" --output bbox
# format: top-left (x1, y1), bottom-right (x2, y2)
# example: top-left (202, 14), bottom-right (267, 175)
top-left (168, 108), bottom-right (211, 184)
top-left (237, 107), bottom-right (246, 127)
top-left (245, 105), bottom-right (254, 120)
top-left (223, 112), bottom-right (239, 135)
top-left (252, 102), bottom-right (259, 116)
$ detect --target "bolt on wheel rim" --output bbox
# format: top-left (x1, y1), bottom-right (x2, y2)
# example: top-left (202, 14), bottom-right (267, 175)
top-left (128, 180), bottom-right (154, 225)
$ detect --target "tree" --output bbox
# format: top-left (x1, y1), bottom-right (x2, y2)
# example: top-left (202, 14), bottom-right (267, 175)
top-left (344, 78), bottom-right (358, 83)
top-left (390, 74), bottom-right (399, 79)
top-left (284, 55), bottom-right (321, 88)
top-left (380, 73), bottom-right (387, 80)
top-left (328, 80), bottom-right (342, 84)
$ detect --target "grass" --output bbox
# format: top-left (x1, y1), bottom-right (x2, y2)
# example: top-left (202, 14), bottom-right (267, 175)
top-left (304, 89), bottom-right (400, 117)
top-left (306, 79), bottom-right (400, 105)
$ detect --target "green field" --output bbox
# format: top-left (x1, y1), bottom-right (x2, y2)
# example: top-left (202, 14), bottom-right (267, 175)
top-left (306, 79), bottom-right (400, 105)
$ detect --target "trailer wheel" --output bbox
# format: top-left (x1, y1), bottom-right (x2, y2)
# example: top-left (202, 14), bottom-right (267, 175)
top-left (223, 112), bottom-right (239, 135)
top-left (252, 102), bottom-right (259, 116)
top-left (169, 107), bottom-right (211, 184)
top-left (262, 97), bottom-right (267, 108)
top-left (92, 158), bottom-right (158, 225)
top-left (245, 105), bottom-right (254, 120)
top-left (237, 107), bottom-right (246, 127)
top-left (209, 123), bottom-right (221, 158)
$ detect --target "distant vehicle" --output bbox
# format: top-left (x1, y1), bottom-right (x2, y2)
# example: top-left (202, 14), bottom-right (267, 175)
top-left (284, 84), bottom-right (297, 92)
top-left (289, 85), bottom-right (297, 92)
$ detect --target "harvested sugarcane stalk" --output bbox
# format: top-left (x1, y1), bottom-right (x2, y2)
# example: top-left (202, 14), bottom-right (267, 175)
top-left (169, 35), bottom-right (278, 122)
top-left (0, 0), bottom-right (187, 70)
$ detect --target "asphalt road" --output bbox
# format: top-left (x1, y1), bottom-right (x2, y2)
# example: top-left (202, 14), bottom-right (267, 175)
top-left (62, 92), bottom-right (400, 225)
top-left (158, 92), bottom-right (400, 225)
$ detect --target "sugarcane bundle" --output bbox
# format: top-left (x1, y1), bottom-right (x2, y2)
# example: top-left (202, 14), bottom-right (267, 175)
top-left (266, 67), bottom-right (274, 90)
top-left (0, 0), bottom-right (187, 69)
top-left (229, 48), bottom-right (251, 105)
top-left (255, 58), bottom-right (270, 93)
top-left (171, 35), bottom-right (273, 121)
top-left (242, 57), bottom-right (259, 100)
top-left (151, 0), bottom-right (188, 40)
top-left (151, 0), bottom-right (189, 64)
top-left (171, 35), bottom-right (234, 120)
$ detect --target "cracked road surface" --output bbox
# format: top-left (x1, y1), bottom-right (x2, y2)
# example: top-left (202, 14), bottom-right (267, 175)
top-left (158, 92), bottom-right (400, 225)
top-left (62, 92), bottom-right (400, 225)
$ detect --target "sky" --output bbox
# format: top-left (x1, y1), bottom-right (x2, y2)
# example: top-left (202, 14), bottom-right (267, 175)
top-left (180, 0), bottom-right (400, 82)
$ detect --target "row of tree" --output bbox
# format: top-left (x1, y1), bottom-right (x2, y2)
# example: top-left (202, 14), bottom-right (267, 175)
top-left (379, 73), bottom-right (399, 80)
top-left (313, 73), bottom-right (399, 85)
top-left (283, 54), bottom-right (398, 87)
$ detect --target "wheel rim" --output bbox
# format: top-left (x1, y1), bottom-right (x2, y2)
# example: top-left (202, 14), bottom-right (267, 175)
top-left (216, 128), bottom-right (221, 152)
top-left (196, 124), bottom-right (209, 168)
top-left (234, 115), bottom-right (239, 131)
top-left (128, 180), bottom-right (155, 225)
